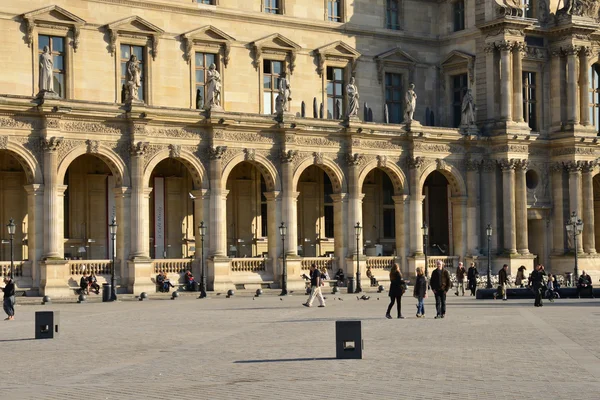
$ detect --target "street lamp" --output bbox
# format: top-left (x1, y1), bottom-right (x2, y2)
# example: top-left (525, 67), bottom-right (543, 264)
top-left (279, 222), bottom-right (287, 296)
top-left (421, 223), bottom-right (429, 278)
top-left (108, 216), bottom-right (117, 301)
top-left (355, 222), bottom-right (362, 293)
top-left (198, 221), bottom-right (207, 298)
top-left (7, 218), bottom-right (15, 280)
top-left (565, 211), bottom-right (584, 279)
top-left (486, 224), bottom-right (493, 289)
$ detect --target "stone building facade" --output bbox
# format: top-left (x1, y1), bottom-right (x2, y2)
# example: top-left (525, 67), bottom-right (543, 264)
top-left (0, 0), bottom-right (599, 295)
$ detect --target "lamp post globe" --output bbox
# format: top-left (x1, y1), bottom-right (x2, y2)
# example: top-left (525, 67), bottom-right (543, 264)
top-left (108, 216), bottom-right (117, 301)
top-left (198, 221), bottom-right (207, 298)
top-left (354, 222), bottom-right (362, 294)
top-left (279, 222), bottom-right (288, 296)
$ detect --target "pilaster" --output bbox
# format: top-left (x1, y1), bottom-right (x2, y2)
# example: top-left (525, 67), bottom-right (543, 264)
top-left (551, 162), bottom-right (565, 255)
top-left (515, 159), bottom-right (529, 254)
top-left (42, 136), bottom-right (63, 259)
top-left (565, 160), bottom-right (584, 253)
top-left (581, 161), bottom-right (596, 254)
top-left (499, 159), bottom-right (517, 254)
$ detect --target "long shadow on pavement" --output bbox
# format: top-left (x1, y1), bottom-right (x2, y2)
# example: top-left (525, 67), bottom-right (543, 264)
top-left (234, 357), bottom-right (336, 364)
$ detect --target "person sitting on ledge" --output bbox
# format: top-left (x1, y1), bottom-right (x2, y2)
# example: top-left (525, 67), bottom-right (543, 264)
top-left (156, 272), bottom-right (165, 292)
top-left (80, 274), bottom-right (89, 295)
top-left (87, 272), bottom-right (100, 295)
top-left (366, 266), bottom-right (377, 287)
top-left (161, 271), bottom-right (175, 293)
top-left (334, 268), bottom-right (345, 287)
top-left (184, 270), bottom-right (196, 291)
top-left (577, 271), bottom-right (594, 299)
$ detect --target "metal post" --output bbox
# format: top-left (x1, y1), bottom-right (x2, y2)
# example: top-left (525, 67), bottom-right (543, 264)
top-left (487, 234), bottom-right (492, 289)
top-left (424, 233), bottom-right (428, 279)
top-left (111, 232), bottom-right (117, 301)
top-left (355, 222), bottom-right (362, 294)
top-left (9, 228), bottom-right (14, 281)
top-left (199, 221), bottom-right (207, 298)
top-left (280, 227), bottom-right (287, 296)
top-left (574, 230), bottom-right (579, 279)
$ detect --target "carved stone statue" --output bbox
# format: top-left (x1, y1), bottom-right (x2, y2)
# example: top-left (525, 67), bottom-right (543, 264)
top-left (125, 54), bottom-right (142, 103)
top-left (460, 89), bottom-right (476, 127)
top-left (562, 0), bottom-right (600, 18)
top-left (39, 45), bottom-right (55, 94)
top-left (403, 83), bottom-right (417, 122)
top-left (277, 71), bottom-right (291, 113)
top-left (205, 63), bottom-right (222, 109)
top-left (346, 77), bottom-right (359, 118)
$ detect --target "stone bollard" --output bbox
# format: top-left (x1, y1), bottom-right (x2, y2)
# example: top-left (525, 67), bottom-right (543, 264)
top-left (171, 291), bottom-right (179, 300)
top-left (139, 292), bottom-right (148, 301)
top-left (226, 289), bottom-right (234, 298)
top-left (42, 295), bottom-right (51, 305)
top-left (255, 289), bottom-right (263, 297)
top-left (77, 294), bottom-right (87, 303)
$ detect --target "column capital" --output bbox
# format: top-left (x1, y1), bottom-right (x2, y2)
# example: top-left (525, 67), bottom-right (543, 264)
top-left (512, 42), bottom-right (526, 55)
top-left (550, 162), bottom-right (564, 173)
top-left (130, 141), bottom-right (149, 157)
top-left (330, 193), bottom-right (347, 203)
top-left (392, 194), bottom-right (409, 205)
top-left (564, 160), bottom-right (584, 173)
top-left (24, 183), bottom-right (44, 195)
top-left (263, 191), bottom-right (281, 201)
top-left (112, 186), bottom-right (131, 198)
top-left (514, 159), bottom-right (529, 171)
top-left (280, 149), bottom-right (298, 164)
top-left (481, 159), bottom-right (497, 172)
top-left (498, 158), bottom-right (517, 171)
top-left (496, 40), bottom-right (515, 52)
top-left (581, 160), bottom-right (597, 173)
top-left (41, 136), bottom-right (63, 152)
top-left (563, 45), bottom-right (581, 57)
top-left (465, 159), bottom-right (482, 172)
top-left (450, 196), bottom-right (467, 205)
top-left (346, 152), bottom-right (364, 166)
top-left (408, 156), bottom-right (425, 170)
top-left (190, 189), bottom-right (210, 200)
top-left (208, 145), bottom-right (228, 160)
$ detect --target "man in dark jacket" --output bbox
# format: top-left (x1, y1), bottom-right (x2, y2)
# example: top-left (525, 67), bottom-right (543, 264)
top-left (430, 261), bottom-right (452, 318)
top-left (455, 262), bottom-right (466, 296)
top-left (498, 264), bottom-right (508, 301)
top-left (1, 277), bottom-right (15, 320)
top-left (467, 262), bottom-right (479, 296)
top-left (577, 271), bottom-right (594, 298)
top-left (531, 264), bottom-right (545, 307)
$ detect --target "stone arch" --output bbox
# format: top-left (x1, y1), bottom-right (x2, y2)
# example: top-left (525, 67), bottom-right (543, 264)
top-left (293, 156), bottom-right (347, 193)
top-left (0, 143), bottom-right (42, 184)
top-left (222, 152), bottom-right (281, 192)
top-left (57, 145), bottom-right (129, 187)
top-left (357, 159), bottom-right (408, 195)
top-left (143, 149), bottom-right (208, 190)
top-left (418, 159), bottom-right (467, 197)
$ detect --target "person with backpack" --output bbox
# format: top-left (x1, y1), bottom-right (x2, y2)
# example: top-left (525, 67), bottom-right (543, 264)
top-left (303, 263), bottom-right (325, 308)
top-left (385, 263), bottom-right (405, 319)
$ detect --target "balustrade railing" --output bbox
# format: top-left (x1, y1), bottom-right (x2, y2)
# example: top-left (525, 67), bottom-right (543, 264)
top-left (69, 260), bottom-right (112, 275)
top-left (231, 258), bottom-right (267, 273)
top-left (0, 261), bottom-right (23, 277)
top-left (427, 256), bottom-right (459, 271)
top-left (152, 259), bottom-right (193, 274)
top-left (366, 256), bottom-right (395, 269)
top-left (301, 257), bottom-right (335, 271)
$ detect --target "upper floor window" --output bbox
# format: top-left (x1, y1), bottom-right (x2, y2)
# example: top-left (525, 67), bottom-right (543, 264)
top-left (386, 0), bottom-right (400, 30)
top-left (263, 60), bottom-right (282, 115)
top-left (323, 173), bottom-right (334, 238)
top-left (327, 0), bottom-right (342, 22)
top-left (589, 65), bottom-right (600, 133)
top-left (385, 73), bottom-right (403, 123)
top-left (38, 35), bottom-right (66, 98)
top-left (326, 66), bottom-right (344, 119)
top-left (382, 173), bottom-right (395, 239)
top-left (453, 0), bottom-right (465, 32)
top-left (523, 0), bottom-right (535, 18)
top-left (264, 0), bottom-right (281, 14)
top-left (195, 52), bottom-right (217, 109)
top-left (197, 0), bottom-right (215, 4)
top-left (452, 73), bottom-right (468, 127)
top-left (120, 44), bottom-right (145, 102)
top-left (523, 71), bottom-right (537, 131)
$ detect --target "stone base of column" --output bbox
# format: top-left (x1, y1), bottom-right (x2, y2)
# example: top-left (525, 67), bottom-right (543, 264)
top-left (490, 120), bottom-right (531, 136)
top-left (549, 254), bottom-right (600, 280)
top-left (40, 260), bottom-right (72, 297)
top-left (494, 254), bottom-right (535, 275)
top-left (127, 259), bottom-right (155, 294)
top-left (278, 256), bottom-right (305, 291)
top-left (550, 124), bottom-right (597, 137)
top-left (208, 256), bottom-right (233, 292)
top-left (345, 256), bottom-right (367, 290)
top-left (407, 255), bottom-right (425, 279)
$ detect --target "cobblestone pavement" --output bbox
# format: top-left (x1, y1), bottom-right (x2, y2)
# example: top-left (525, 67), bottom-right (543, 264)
top-left (2, 293), bottom-right (600, 400)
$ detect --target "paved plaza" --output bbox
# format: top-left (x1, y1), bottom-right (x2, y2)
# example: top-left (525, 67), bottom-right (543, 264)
top-left (2, 292), bottom-right (600, 400)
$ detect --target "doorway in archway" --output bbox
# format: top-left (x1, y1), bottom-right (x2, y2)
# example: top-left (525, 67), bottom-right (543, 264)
top-left (423, 171), bottom-right (451, 256)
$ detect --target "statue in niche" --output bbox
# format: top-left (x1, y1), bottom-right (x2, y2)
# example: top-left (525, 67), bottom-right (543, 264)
top-left (403, 83), bottom-right (417, 122)
top-left (460, 89), bottom-right (476, 127)
top-left (205, 63), bottom-right (222, 109)
top-left (39, 45), bottom-right (55, 94)
top-left (279, 71), bottom-right (291, 113)
top-left (346, 77), bottom-right (360, 118)
top-left (561, 0), bottom-right (600, 17)
top-left (125, 54), bottom-right (142, 103)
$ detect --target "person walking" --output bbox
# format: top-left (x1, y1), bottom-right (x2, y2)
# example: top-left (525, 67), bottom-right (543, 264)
top-left (2, 277), bottom-right (15, 321)
top-left (455, 262), bottom-right (466, 296)
top-left (430, 260), bottom-right (452, 319)
top-left (531, 264), bottom-right (545, 307)
top-left (385, 263), bottom-right (405, 319)
top-left (515, 265), bottom-right (526, 288)
top-left (498, 264), bottom-right (508, 301)
top-left (413, 267), bottom-right (427, 318)
top-left (303, 264), bottom-right (325, 308)
top-left (467, 262), bottom-right (478, 296)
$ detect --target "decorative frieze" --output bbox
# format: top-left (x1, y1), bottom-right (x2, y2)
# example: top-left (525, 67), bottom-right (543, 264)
top-left (413, 142), bottom-right (464, 153)
top-left (492, 144), bottom-right (529, 154)
top-left (0, 136), bottom-right (8, 150)
top-left (146, 127), bottom-right (200, 139)
top-left (220, 131), bottom-right (274, 144)
top-left (295, 136), bottom-right (340, 147)
top-left (551, 147), bottom-right (596, 156)
top-left (360, 140), bottom-right (402, 150)
top-left (62, 121), bottom-right (123, 135)
top-left (0, 116), bottom-right (39, 130)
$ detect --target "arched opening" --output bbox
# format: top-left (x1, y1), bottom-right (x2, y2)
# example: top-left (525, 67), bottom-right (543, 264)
top-left (361, 168), bottom-right (395, 256)
top-left (63, 154), bottom-right (115, 260)
top-left (297, 165), bottom-right (336, 258)
top-left (225, 162), bottom-right (269, 258)
top-left (149, 158), bottom-right (195, 259)
top-left (0, 151), bottom-right (28, 262)
top-left (423, 171), bottom-right (451, 255)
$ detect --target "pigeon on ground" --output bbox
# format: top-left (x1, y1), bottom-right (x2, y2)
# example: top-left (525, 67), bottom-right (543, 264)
top-left (356, 296), bottom-right (360, 300)
top-left (280, 298), bottom-right (283, 301)
top-left (338, 298), bottom-right (343, 301)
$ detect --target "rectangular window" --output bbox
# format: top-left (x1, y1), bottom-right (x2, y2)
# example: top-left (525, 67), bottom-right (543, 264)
top-left (453, 0), bottom-right (465, 32)
top-left (195, 52), bottom-right (217, 109)
top-left (260, 176), bottom-right (268, 237)
top-left (327, 0), bottom-right (342, 22)
top-left (452, 74), bottom-right (468, 128)
top-left (385, 73), bottom-right (403, 123)
top-left (523, 0), bottom-right (535, 18)
top-left (523, 71), bottom-right (537, 131)
top-left (386, 0), bottom-right (400, 30)
top-left (120, 44), bottom-right (145, 102)
top-left (590, 65), bottom-right (600, 133)
top-left (324, 174), bottom-right (334, 238)
top-left (263, 60), bottom-right (282, 115)
top-left (38, 35), bottom-right (66, 98)
top-left (197, 0), bottom-right (214, 4)
top-left (326, 66), bottom-right (344, 119)
top-left (264, 0), bottom-right (280, 14)
top-left (383, 209), bottom-right (395, 239)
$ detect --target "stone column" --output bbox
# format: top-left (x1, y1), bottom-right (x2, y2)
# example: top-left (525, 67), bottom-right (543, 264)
top-left (280, 151), bottom-right (298, 256)
top-left (113, 187), bottom-right (130, 285)
top-left (331, 193), bottom-right (347, 272)
top-left (499, 41), bottom-right (513, 121)
top-left (512, 43), bottom-right (525, 123)
top-left (408, 158), bottom-right (424, 254)
top-left (42, 137), bottom-right (63, 259)
top-left (551, 163), bottom-right (565, 254)
top-left (566, 46), bottom-right (580, 125)
top-left (550, 50), bottom-right (562, 128)
top-left (129, 142), bottom-right (149, 259)
top-left (481, 160), bottom-right (498, 253)
top-left (580, 48), bottom-right (591, 126)
top-left (25, 184), bottom-right (44, 288)
top-left (451, 197), bottom-right (467, 260)
top-left (191, 189), bottom-right (209, 260)
top-left (499, 159), bottom-right (517, 254)
top-left (515, 159), bottom-right (529, 254)
top-left (566, 161), bottom-right (584, 253)
top-left (346, 160), bottom-right (363, 259)
top-left (484, 43), bottom-right (497, 119)
top-left (392, 195), bottom-right (408, 271)
top-left (208, 146), bottom-right (227, 257)
top-left (582, 162), bottom-right (596, 253)
top-left (264, 191), bottom-right (282, 275)
top-left (466, 160), bottom-right (480, 255)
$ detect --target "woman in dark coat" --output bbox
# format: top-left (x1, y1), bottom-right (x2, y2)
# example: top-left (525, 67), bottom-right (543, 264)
top-left (386, 263), bottom-right (405, 319)
top-left (413, 267), bottom-right (427, 318)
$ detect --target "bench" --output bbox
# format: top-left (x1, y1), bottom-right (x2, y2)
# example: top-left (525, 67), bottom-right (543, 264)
top-left (234, 281), bottom-right (275, 290)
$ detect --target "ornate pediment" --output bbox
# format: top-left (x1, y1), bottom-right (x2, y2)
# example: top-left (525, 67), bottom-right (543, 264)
top-left (251, 33), bottom-right (301, 73)
top-left (22, 5), bottom-right (86, 51)
top-left (373, 47), bottom-right (417, 84)
top-left (441, 50), bottom-right (474, 83)
top-left (106, 16), bottom-right (164, 59)
top-left (182, 25), bottom-right (235, 66)
top-left (315, 41), bottom-right (361, 76)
